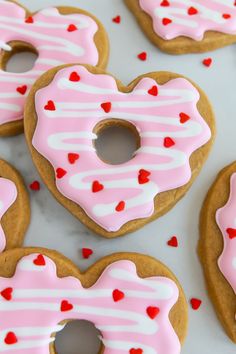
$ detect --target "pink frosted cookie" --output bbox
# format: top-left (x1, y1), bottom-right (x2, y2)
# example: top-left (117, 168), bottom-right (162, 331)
top-left (125, 0), bottom-right (236, 54)
top-left (0, 159), bottom-right (30, 252)
top-left (24, 65), bottom-right (215, 238)
top-left (0, 1), bottom-right (109, 136)
top-left (199, 162), bottom-right (236, 343)
top-left (0, 248), bottom-right (188, 353)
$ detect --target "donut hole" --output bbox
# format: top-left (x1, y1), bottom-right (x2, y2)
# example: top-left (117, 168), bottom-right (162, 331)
top-left (1, 41), bottom-right (38, 73)
top-left (94, 119), bottom-right (141, 165)
top-left (55, 320), bottom-right (103, 354)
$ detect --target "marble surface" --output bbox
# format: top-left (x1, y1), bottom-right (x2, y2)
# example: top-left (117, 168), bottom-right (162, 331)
top-left (1, 0), bottom-right (236, 353)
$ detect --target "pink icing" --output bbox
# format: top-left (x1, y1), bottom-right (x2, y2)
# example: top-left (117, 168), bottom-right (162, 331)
top-left (216, 173), bottom-right (236, 294)
top-left (0, 178), bottom-right (17, 252)
top-left (139, 0), bottom-right (236, 41)
top-left (32, 65), bottom-right (211, 232)
top-left (0, 0), bottom-right (99, 125)
top-left (0, 254), bottom-right (181, 353)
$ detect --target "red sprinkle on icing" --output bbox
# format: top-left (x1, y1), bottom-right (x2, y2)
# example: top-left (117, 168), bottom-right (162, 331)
top-left (137, 52), bottom-right (147, 61)
top-left (1, 287), bottom-right (13, 301)
top-left (226, 228), bottom-right (236, 239)
top-left (162, 18), bottom-right (172, 26)
top-left (33, 254), bottom-right (46, 266)
top-left (61, 300), bottom-right (73, 312)
top-left (82, 248), bottom-right (93, 259)
top-left (115, 201), bottom-right (125, 212)
top-left (67, 24), bottom-right (78, 32)
top-left (146, 306), bottom-right (160, 319)
top-left (4, 332), bottom-right (18, 345)
top-left (56, 168), bottom-right (67, 179)
top-left (222, 13), bottom-right (231, 19)
top-left (92, 180), bottom-right (104, 193)
top-left (25, 16), bottom-right (34, 24)
top-left (138, 169), bottom-right (151, 184)
top-left (148, 85), bottom-right (158, 96)
top-left (101, 102), bottom-right (112, 113)
top-left (112, 15), bottom-right (121, 24)
top-left (167, 236), bottom-right (178, 247)
top-left (69, 72), bottom-right (80, 82)
top-left (190, 298), bottom-right (202, 310)
top-left (44, 100), bottom-right (56, 111)
top-left (29, 180), bottom-right (41, 191)
top-left (130, 349), bottom-right (143, 354)
top-left (112, 289), bottom-right (125, 302)
top-left (68, 153), bottom-right (80, 164)
top-left (188, 7), bottom-right (198, 15)
top-left (160, 0), bottom-right (170, 6)
top-left (179, 112), bottom-right (190, 124)
top-left (202, 58), bottom-right (212, 67)
top-left (16, 85), bottom-right (27, 95)
top-left (164, 137), bottom-right (175, 148)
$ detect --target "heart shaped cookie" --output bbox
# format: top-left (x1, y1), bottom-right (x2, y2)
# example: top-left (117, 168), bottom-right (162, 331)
top-left (199, 162), bottom-right (236, 343)
top-left (25, 64), bottom-right (215, 238)
top-left (0, 159), bottom-right (30, 252)
top-left (0, 248), bottom-right (188, 353)
top-left (125, 0), bottom-right (236, 54)
top-left (0, 0), bottom-right (109, 136)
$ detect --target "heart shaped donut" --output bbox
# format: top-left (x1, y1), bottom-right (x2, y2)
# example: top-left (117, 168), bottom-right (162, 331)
top-left (125, 0), bottom-right (236, 54)
top-left (0, 159), bottom-right (30, 252)
top-left (199, 162), bottom-right (236, 343)
top-left (0, 0), bottom-right (109, 136)
top-left (0, 248), bottom-right (188, 353)
top-left (25, 64), bottom-right (215, 237)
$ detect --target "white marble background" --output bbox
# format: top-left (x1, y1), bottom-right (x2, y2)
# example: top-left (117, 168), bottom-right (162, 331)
top-left (1, 0), bottom-right (236, 353)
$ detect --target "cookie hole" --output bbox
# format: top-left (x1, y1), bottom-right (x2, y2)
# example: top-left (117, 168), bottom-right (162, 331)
top-left (94, 119), bottom-right (141, 165)
top-left (55, 320), bottom-right (103, 354)
top-left (1, 41), bottom-right (38, 73)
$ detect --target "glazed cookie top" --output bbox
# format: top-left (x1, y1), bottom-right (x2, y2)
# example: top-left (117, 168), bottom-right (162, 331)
top-left (32, 65), bottom-right (211, 232)
top-left (0, 178), bottom-right (17, 252)
top-left (0, 253), bottom-right (181, 353)
top-left (216, 173), bottom-right (236, 294)
top-left (0, 0), bottom-right (105, 126)
top-left (139, 0), bottom-right (236, 41)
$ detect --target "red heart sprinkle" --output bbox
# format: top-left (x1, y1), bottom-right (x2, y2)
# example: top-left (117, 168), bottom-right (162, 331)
top-left (222, 13), bottom-right (231, 19)
top-left (162, 17), bottom-right (172, 26)
top-left (101, 102), bottom-right (112, 113)
top-left (1, 287), bottom-right (13, 301)
top-left (130, 349), bottom-right (143, 354)
top-left (61, 300), bottom-right (73, 312)
top-left (146, 306), bottom-right (160, 319)
top-left (25, 16), bottom-right (34, 24)
top-left (16, 85), bottom-right (27, 95)
top-left (112, 15), bottom-right (121, 23)
top-left (56, 168), bottom-right (67, 179)
top-left (29, 181), bottom-right (40, 191)
top-left (188, 7), bottom-right (198, 15)
top-left (202, 58), bottom-right (212, 67)
top-left (164, 137), bottom-right (175, 148)
top-left (68, 153), bottom-right (80, 164)
top-left (69, 72), bottom-right (80, 82)
top-left (148, 85), bottom-right (158, 96)
top-left (33, 254), bottom-right (46, 266)
top-left (115, 201), bottom-right (125, 212)
top-left (167, 236), bottom-right (178, 247)
top-left (44, 100), bottom-right (56, 111)
top-left (160, 0), bottom-right (170, 6)
top-left (67, 24), bottom-right (78, 32)
top-left (137, 52), bottom-right (147, 61)
top-left (82, 248), bottom-right (93, 259)
top-left (138, 169), bottom-right (151, 184)
top-left (92, 181), bottom-right (104, 193)
top-left (112, 289), bottom-right (125, 302)
top-left (190, 298), bottom-right (202, 310)
top-left (226, 228), bottom-right (236, 239)
top-left (179, 112), bottom-right (190, 124)
top-left (4, 332), bottom-right (18, 345)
